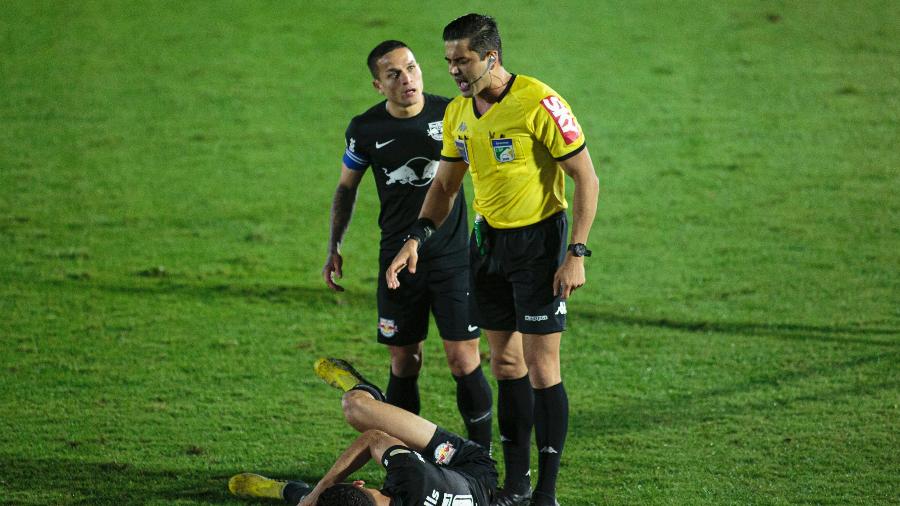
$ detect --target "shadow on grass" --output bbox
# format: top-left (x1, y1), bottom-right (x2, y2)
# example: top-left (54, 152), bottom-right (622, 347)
top-left (46, 278), bottom-right (373, 309)
top-left (577, 308), bottom-right (899, 347)
top-left (0, 456), bottom-right (319, 505)
top-left (574, 349), bottom-right (899, 436)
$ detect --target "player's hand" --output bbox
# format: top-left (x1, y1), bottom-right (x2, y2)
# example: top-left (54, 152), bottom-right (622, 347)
top-left (297, 490), bottom-right (319, 506)
top-left (322, 252), bottom-right (345, 292)
top-left (386, 240), bottom-right (419, 289)
top-left (553, 254), bottom-right (586, 299)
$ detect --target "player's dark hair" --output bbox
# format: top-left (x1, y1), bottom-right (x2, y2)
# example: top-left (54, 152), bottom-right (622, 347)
top-left (318, 483), bottom-right (376, 506)
top-left (367, 39), bottom-right (409, 79)
top-left (443, 13), bottom-right (502, 62)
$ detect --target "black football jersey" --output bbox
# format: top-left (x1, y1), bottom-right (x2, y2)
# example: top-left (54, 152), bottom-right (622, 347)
top-left (380, 446), bottom-right (489, 506)
top-left (343, 94), bottom-right (468, 266)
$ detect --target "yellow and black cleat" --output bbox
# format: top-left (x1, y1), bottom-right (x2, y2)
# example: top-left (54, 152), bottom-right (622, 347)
top-left (227, 473), bottom-right (287, 500)
top-left (314, 357), bottom-right (384, 400)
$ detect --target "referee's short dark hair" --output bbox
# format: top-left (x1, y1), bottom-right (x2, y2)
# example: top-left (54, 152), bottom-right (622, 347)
top-left (367, 40), bottom-right (409, 78)
top-left (318, 483), bottom-right (376, 506)
top-left (443, 13), bottom-right (502, 62)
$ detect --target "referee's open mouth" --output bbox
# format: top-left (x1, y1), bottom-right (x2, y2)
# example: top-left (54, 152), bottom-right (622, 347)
top-left (456, 79), bottom-right (470, 93)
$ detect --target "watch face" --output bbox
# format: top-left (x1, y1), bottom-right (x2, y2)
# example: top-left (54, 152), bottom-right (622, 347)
top-left (569, 243), bottom-right (590, 257)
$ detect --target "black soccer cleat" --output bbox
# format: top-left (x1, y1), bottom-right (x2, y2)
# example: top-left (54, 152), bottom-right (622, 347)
top-left (529, 491), bottom-right (560, 506)
top-left (492, 486), bottom-right (533, 506)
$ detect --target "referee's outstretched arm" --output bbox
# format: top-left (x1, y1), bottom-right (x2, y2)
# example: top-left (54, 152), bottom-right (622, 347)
top-left (385, 159), bottom-right (468, 288)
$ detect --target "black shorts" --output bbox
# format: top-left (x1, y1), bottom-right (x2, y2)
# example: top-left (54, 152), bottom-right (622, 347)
top-left (470, 212), bottom-right (568, 334)
top-left (376, 253), bottom-right (479, 346)
top-left (425, 427), bottom-right (498, 498)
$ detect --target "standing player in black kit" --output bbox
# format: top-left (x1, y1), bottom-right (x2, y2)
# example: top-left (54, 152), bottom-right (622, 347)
top-left (322, 40), bottom-right (492, 448)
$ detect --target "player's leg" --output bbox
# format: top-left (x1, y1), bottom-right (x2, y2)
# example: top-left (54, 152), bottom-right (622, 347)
top-left (341, 388), bottom-right (438, 451)
top-left (442, 338), bottom-right (493, 448)
top-left (387, 342), bottom-right (424, 414)
top-left (377, 254), bottom-right (429, 413)
top-left (429, 263), bottom-right (494, 448)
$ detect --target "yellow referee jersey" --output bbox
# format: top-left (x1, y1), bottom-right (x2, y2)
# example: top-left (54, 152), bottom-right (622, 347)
top-left (440, 74), bottom-right (586, 229)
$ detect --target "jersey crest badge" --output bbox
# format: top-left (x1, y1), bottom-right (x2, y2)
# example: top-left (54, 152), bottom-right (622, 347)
top-left (426, 121), bottom-right (443, 141)
top-left (433, 441), bottom-right (457, 465)
top-left (540, 95), bottom-right (581, 145)
top-left (379, 317), bottom-right (397, 338)
top-left (491, 138), bottom-right (515, 163)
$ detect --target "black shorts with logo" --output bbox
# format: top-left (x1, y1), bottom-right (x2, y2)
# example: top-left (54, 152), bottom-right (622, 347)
top-left (376, 253), bottom-right (479, 346)
top-left (470, 212), bottom-right (568, 334)
top-left (424, 427), bottom-right (498, 498)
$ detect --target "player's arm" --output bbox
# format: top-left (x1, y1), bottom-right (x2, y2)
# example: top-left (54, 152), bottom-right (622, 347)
top-left (298, 429), bottom-right (402, 506)
top-left (385, 159), bottom-right (468, 289)
top-left (553, 148), bottom-right (600, 298)
top-left (322, 165), bottom-right (366, 292)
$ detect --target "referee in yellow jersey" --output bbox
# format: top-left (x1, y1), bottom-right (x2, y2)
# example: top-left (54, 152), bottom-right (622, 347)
top-left (387, 13), bottom-right (599, 506)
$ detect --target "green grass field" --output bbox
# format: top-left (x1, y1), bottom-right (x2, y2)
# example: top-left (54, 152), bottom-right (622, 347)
top-left (1, 1), bottom-right (898, 504)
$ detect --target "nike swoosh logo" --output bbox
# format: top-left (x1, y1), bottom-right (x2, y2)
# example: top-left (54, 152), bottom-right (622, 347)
top-left (469, 411), bottom-right (492, 423)
top-left (375, 139), bottom-right (395, 149)
top-left (467, 325), bottom-right (479, 332)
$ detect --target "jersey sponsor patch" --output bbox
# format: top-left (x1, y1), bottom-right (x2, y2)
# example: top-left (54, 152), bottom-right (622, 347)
top-left (433, 441), bottom-right (457, 465)
top-left (540, 95), bottom-right (581, 145)
top-left (427, 121), bottom-right (443, 141)
top-left (491, 138), bottom-right (515, 163)
top-left (454, 139), bottom-right (470, 164)
top-left (379, 317), bottom-right (397, 338)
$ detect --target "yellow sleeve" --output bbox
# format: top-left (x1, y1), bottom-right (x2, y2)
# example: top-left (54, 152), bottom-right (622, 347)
top-left (530, 93), bottom-right (586, 160)
top-left (440, 102), bottom-right (463, 160)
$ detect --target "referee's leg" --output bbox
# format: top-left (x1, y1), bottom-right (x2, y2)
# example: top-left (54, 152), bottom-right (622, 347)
top-left (487, 329), bottom-right (533, 496)
top-left (523, 332), bottom-right (567, 504)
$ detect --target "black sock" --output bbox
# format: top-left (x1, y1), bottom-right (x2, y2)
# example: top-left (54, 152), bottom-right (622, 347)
top-left (282, 481), bottom-right (312, 504)
top-left (534, 382), bottom-right (568, 498)
top-left (497, 374), bottom-right (534, 492)
top-left (453, 366), bottom-right (493, 449)
top-left (386, 371), bottom-right (420, 414)
top-left (349, 383), bottom-right (384, 402)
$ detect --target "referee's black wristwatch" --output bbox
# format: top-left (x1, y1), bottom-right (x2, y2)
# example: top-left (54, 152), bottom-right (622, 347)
top-left (567, 243), bottom-right (592, 257)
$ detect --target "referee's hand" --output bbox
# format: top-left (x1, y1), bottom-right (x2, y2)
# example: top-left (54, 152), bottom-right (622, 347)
top-left (386, 239), bottom-right (419, 289)
top-left (553, 254), bottom-right (586, 299)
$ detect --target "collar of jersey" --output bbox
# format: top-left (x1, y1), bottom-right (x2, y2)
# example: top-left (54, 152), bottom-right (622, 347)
top-left (471, 74), bottom-right (517, 119)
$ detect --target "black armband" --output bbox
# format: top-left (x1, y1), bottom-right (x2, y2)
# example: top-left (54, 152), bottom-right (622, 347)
top-left (405, 218), bottom-right (437, 251)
